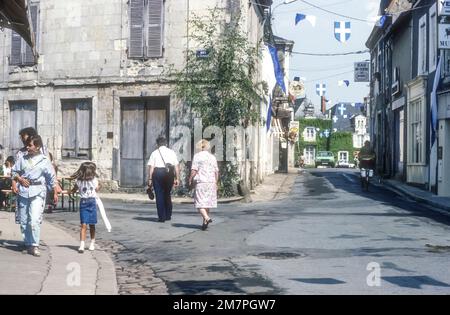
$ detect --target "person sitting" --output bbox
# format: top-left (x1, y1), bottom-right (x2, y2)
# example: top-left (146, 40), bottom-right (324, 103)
top-left (0, 156), bottom-right (15, 208)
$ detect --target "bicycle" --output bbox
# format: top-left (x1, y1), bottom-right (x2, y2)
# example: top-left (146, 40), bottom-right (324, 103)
top-left (359, 158), bottom-right (375, 192)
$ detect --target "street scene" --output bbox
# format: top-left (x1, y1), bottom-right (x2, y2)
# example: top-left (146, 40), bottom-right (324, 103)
top-left (1, 0), bottom-right (450, 297)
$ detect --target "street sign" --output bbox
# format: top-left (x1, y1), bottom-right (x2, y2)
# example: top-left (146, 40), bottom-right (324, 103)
top-left (354, 62), bottom-right (370, 82)
top-left (438, 24), bottom-right (450, 49)
top-left (196, 49), bottom-right (209, 58)
top-left (439, 0), bottom-right (450, 16)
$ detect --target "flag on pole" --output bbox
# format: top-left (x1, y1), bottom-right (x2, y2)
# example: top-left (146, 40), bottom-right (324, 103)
top-left (316, 83), bottom-right (326, 96)
top-left (268, 45), bottom-right (286, 94)
top-left (431, 52), bottom-right (443, 145)
top-left (295, 13), bottom-right (316, 27)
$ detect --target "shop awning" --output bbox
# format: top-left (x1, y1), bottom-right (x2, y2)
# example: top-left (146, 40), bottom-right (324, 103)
top-left (0, 0), bottom-right (34, 47)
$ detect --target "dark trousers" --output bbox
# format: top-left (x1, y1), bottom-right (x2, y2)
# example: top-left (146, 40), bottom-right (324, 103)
top-left (152, 168), bottom-right (174, 221)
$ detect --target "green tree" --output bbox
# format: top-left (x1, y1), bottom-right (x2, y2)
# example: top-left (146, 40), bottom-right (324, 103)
top-left (171, 8), bottom-right (264, 196)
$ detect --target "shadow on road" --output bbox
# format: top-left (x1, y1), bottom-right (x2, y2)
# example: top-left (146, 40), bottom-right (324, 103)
top-left (307, 170), bottom-right (450, 226)
top-left (0, 239), bottom-right (24, 252)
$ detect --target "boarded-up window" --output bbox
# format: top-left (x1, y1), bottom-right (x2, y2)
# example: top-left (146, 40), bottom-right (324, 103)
top-left (10, 3), bottom-right (39, 66)
top-left (129, 0), bottom-right (163, 59)
top-left (9, 101), bottom-right (37, 153)
top-left (61, 99), bottom-right (92, 159)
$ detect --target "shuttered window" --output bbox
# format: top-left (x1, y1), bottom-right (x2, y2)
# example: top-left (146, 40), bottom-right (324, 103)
top-left (10, 3), bottom-right (39, 66)
top-left (61, 99), bottom-right (92, 159)
top-left (129, 0), bottom-right (163, 59)
top-left (9, 102), bottom-right (37, 152)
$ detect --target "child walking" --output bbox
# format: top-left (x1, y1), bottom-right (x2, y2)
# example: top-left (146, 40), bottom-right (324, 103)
top-left (71, 162), bottom-right (99, 253)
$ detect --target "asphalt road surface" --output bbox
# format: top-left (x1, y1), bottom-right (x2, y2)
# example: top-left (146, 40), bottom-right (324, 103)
top-left (47, 169), bottom-right (450, 294)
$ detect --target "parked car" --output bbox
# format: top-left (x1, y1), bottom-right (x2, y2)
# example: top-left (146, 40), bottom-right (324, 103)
top-left (336, 159), bottom-right (356, 168)
top-left (315, 151), bottom-right (335, 168)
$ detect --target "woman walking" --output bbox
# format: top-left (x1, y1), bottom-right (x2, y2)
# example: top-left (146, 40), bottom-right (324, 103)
top-left (189, 140), bottom-right (219, 231)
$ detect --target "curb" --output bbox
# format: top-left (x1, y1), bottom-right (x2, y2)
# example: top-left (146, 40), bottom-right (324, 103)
top-left (98, 196), bottom-right (244, 205)
top-left (381, 181), bottom-right (450, 213)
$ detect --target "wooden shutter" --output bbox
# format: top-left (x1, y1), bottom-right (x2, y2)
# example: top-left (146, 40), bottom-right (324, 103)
top-left (10, 102), bottom-right (37, 152)
top-left (10, 31), bottom-right (22, 65)
top-left (76, 101), bottom-right (91, 158)
top-left (129, 0), bottom-right (144, 58)
top-left (24, 4), bottom-right (39, 65)
top-left (62, 102), bottom-right (77, 157)
top-left (147, 0), bottom-right (163, 58)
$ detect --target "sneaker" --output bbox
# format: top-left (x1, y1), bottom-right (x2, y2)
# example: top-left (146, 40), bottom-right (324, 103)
top-left (88, 243), bottom-right (95, 251)
top-left (78, 247), bottom-right (84, 254)
top-left (29, 247), bottom-right (41, 257)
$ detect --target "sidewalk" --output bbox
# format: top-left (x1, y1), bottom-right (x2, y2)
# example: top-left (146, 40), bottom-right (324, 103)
top-left (249, 168), bottom-right (299, 202)
top-left (97, 168), bottom-right (299, 205)
top-left (380, 179), bottom-right (450, 214)
top-left (0, 211), bottom-right (117, 295)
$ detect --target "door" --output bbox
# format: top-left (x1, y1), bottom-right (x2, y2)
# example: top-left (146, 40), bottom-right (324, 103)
top-left (120, 102), bottom-right (145, 187)
top-left (120, 98), bottom-right (168, 187)
top-left (144, 108), bottom-right (166, 183)
top-left (10, 101), bottom-right (37, 153)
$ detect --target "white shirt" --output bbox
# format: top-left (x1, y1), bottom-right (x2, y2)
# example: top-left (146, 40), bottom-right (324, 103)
top-left (147, 146), bottom-right (179, 168)
top-left (76, 178), bottom-right (98, 199)
top-left (3, 167), bottom-right (12, 177)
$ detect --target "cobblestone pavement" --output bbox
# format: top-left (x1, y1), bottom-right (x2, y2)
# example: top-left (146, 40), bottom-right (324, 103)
top-left (49, 219), bottom-right (168, 295)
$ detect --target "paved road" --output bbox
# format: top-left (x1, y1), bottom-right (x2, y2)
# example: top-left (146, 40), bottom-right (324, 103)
top-left (47, 169), bottom-right (450, 294)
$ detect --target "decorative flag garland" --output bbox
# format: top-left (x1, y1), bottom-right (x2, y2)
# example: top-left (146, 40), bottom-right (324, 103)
top-left (295, 13), bottom-right (317, 27)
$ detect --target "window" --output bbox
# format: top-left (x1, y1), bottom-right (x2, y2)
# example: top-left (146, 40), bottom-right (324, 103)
top-left (418, 15), bottom-right (427, 75)
top-left (429, 4), bottom-right (437, 72)
top-left (9, 101), bottom-right (37, 152)
top-left (304, 127), bottom-right (316, 142)
top-left (408, 99), bottom-right (424, 164)
top-left (10, 3), bottom-right (39, 66)
top-left (129, 0), bottom-right (164, 59)
top-left (338, 151), bottom-right (348, 163)
top-left (304, 146), bottom-right (315, 165)
top-left (61, 99), bottom-right (92, 159)
top-left (357, 135), bottom-right (364, 148)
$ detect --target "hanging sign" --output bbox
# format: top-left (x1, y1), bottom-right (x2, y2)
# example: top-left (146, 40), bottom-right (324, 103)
top-left (354, 62), bottom-right (370, 82)
top-left (438, 24), bottom-right (450, 49)
top-left (439, 1), bottom-right (450, 16)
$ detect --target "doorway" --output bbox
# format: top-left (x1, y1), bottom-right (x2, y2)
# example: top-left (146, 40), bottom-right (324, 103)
top-left (120, 97), bottom-right (169, 187)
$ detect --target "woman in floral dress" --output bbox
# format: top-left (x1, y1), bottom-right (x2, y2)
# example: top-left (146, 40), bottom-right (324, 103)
top-left (189, 140), bottom-right (219, 230)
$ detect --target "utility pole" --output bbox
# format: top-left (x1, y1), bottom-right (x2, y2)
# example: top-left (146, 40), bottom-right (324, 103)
top-left (321, 96), bottom-right (326, 114)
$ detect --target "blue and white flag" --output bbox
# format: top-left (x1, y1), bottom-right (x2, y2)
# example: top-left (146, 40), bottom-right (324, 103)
top-left (268, 45), bottom-right (286, 94)
top-left (334, 21), bottom-right (351, 43)
top-left (316, 83), bottom-right (326, 96)
top-left (338, 80), bottom-right (350, 87)
top-left (431, 52), bottom-right (443, 145)
top-left (295, 13), bottom-right (316, 27)
top-left (375, 15), bottom-right (387, 28)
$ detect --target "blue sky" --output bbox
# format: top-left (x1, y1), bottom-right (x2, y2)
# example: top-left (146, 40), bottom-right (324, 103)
top-left (272, 0), bottom-right (381, 110)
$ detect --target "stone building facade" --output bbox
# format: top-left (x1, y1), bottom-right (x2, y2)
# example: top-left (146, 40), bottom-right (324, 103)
top-left (0, 0), bottom-right (272, 190)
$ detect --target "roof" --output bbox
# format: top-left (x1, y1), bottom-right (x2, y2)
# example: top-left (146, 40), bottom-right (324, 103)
top-left (273, 35), bottom-right (295, 52)
top-left (0, 0), bottom-right (34, 46)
